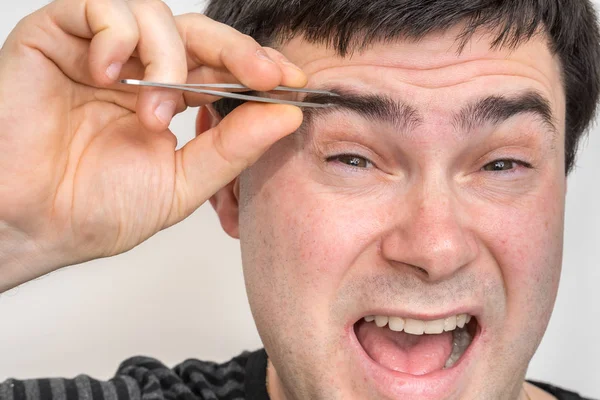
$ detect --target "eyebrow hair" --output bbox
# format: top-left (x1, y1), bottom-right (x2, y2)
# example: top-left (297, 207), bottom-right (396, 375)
top-left (300, 87), bottom-right (422, 131)
top-left (299, 86), bottom-right (558, 141)
top-left (454, 91), bottom-right (558, 139)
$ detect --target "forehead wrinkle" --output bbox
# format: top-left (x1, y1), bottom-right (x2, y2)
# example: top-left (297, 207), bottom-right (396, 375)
top-left (453, 90), bottom-right (559, 145)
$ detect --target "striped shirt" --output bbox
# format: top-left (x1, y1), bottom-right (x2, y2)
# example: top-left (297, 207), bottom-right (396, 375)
top-left (0, 349), bottom-right (594, 400)
top-left (0, 349), bottom-right (269, 400)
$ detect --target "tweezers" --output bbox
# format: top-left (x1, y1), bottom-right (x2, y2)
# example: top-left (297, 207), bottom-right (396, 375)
top-left (120, 79), bottom-right (337, 108)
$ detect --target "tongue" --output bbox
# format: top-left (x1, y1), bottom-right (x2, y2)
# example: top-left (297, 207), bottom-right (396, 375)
top-left (356, 320), bottom-right (453, 376)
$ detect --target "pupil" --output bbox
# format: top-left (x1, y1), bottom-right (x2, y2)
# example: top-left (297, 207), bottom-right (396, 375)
top-left (495, 161), bottom-right (507, 170)
top-left (349, 157), bottom-right (361, 166)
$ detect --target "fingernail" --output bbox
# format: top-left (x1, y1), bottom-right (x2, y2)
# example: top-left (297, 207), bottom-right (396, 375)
top-left (256, 48), bottom-right (275, 63)
top-left (106, 62), bottom-right (122, 80)
top-left (155, 100), bottom-right (176, 124)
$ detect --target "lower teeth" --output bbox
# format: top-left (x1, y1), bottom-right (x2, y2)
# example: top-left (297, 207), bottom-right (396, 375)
top-left (444, 326), bottom-right (473, 369)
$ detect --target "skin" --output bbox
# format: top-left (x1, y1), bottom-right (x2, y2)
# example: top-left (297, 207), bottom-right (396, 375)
top-left (0, 0), bottom-right (306, 291)
top-left (206, 27), bottom-right (567, 400)
top-left (0, 1), bottom-right (567, 398)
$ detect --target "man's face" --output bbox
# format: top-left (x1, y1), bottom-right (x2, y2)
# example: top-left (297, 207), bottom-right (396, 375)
top-left (232, 27), bottom-right (567, 400)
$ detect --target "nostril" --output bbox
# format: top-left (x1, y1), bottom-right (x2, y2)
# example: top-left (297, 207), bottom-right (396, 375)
top-left (412, 265), bottom-right (429, 277)
top-left (387, 260), bottom-right (430, 278)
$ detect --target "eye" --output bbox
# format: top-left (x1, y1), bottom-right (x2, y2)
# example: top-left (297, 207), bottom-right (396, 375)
top-left (482, 159), bottom-right (531, 172)
top-left (327, 154), bottom-right (373, 169)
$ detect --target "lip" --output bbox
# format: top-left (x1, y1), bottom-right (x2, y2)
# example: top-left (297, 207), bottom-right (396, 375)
top-left (348, 315), bottom-right (483, 399)
top-left (354, 307), bottom-right (480, 322)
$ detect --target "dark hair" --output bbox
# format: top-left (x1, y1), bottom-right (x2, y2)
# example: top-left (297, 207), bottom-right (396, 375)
top-left (205, 0), bottom-right (600, 174)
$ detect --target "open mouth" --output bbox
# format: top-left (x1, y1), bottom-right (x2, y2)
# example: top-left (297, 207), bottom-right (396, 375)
top-left (353, 313), bottom-right (479, 376)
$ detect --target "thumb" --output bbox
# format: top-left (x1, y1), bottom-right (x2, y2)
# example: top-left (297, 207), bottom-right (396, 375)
top-left (165, 102), bottom-right (303, 227)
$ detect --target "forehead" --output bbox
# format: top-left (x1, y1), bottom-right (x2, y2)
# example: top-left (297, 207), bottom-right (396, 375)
top-left (279, 27), bottom-right (566, 124)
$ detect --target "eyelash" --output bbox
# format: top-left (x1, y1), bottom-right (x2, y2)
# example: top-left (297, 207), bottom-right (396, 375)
top-left (327, 154), bottom-right (532, 174)
top-left (326, 154), bottom-right (374, 170)
top-left (481, 159), bottom-right (533, 174)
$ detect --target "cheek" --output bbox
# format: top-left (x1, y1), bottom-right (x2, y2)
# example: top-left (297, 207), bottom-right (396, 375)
top-left (505, 198), bottom-right (562, 287)
top-left (240, 158), bottom-right (385, 315)
top-left (265, 175), bottom-right (381, 291)
top-left (481, 179), bottom-right (565, 329)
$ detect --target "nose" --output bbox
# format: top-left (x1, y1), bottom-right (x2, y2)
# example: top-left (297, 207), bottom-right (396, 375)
top-left (380, 179), bottom-right (478, 281)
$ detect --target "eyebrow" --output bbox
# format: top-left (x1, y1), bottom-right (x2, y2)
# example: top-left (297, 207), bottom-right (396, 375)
top-left (300, 87), bottom-right (422, 131)
top-left (299, 86), bottom-right (558, 140)
top-left (454, 91), bottom-right (558, 140)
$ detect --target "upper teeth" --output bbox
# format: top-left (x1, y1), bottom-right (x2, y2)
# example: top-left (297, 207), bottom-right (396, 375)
top-left (364, 314), bottom-right (472, 335)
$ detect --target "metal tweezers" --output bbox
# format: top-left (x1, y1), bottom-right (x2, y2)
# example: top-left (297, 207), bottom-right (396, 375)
top-left (120, 79), bottom-right (337, 108)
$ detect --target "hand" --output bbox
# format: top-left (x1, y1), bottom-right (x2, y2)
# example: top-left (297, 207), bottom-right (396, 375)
top-left (0, 0), bottom-right (305, 291)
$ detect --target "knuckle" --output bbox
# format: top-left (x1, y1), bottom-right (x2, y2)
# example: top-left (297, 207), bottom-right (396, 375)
top-left (117, 25), bottom-right (140, 46)
top-left (212, 127), bottom-right (244, 170)
top-left (15, 13), bottom-right (32, 31)
top-left (239, 34), bottom-right (260, 49)
top-left (14, 11), bottom-right (42, 36)
top-left (12, 11), bottom-right (55, 47)
top-left (178, 12), bottom-right (206, 23)
top-left (133, 0), bottom-right (173, 17)
top-left (175, 12), bottom-right (205, 35)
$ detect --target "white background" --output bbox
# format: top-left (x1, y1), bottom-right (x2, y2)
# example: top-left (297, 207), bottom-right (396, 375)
top-left (0, 0), bottom-right (599, 398)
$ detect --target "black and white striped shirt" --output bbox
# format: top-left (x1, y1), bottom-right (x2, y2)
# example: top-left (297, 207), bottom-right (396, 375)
top-left (0, 348), bottom-right (593, 400)
top-left (0, 349), bottom-right (269, 400)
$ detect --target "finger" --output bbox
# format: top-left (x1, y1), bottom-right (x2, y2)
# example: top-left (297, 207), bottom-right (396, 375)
top-left (34, 32), bottom-right (143, 92)
top-left (262, 47), bottom-right (308, 88)
top-left (92, 89), bottom-right (139, 112)
top-left (175, 13), bottom-right (306, 91)
top-left (181, 66), bottom-right (247, 106)
top-left (166, 103), bottom-right (304, 226)
top-left (92, 88), bottom-right (187, 116)
top-left (106, 64), bottom-right (228, 106)
top-left (17, 18), bottom-right (95, 88)
top-left (115, 64), bottom-right (275, 109)
top-left (127, 0), bottom-right (188, 131)
top-left (48, 0), bottom-right (140, 86)
top-left (109, 64), bottom-right (242, 108)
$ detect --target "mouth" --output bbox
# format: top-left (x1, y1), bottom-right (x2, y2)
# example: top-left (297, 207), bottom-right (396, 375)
top-left (350, 311), bottom-right (481, 398)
